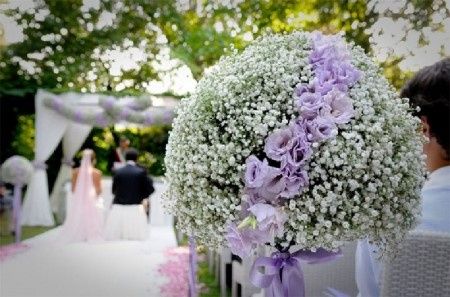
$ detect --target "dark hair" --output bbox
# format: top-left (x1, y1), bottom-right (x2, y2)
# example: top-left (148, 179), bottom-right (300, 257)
top-left (125, 148), bottom-right (139, 161)
top-left (401, 58), bottom-right (450, 159)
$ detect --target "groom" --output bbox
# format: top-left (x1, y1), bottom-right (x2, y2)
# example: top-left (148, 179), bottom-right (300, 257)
top-left (112, 148), bottom-right (154, 206)
top-left (105, 148), bottom-right (154, 240)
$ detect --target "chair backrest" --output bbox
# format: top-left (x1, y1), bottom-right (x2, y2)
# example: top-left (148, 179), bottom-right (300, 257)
top-left (381, 230), bottom-right (450, 297)
top-left (302, 241), bottom-right (358, 297)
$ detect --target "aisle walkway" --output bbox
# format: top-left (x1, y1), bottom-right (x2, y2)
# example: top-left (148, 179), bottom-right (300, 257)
top-left (0, 181), bottom-right (178, 297)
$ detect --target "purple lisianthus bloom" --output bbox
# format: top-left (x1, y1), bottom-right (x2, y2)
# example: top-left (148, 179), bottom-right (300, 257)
top-left (305, 116), bottom-right (337, 142)
top-left (293, 83), bottom-right (311, 99)
top-left (284, 125), bottom-right (312, 168)
top-left (332, 61), bottom-right (361, 87)
top-left (321, 88), bottom-right (355, 124)
top-left (225, 222), bottom-right (254, 258)
top-left (279, 166), bottom-right (309, 198)
top-left (296, 91), bottom-right (324, 119)
top-left (264, 127), bottom-right (296, 161)
top-left (313, 65), bottom-right (349, 95)
top-left (245, 155), bottom-right (269, 188)
top-left (310, 32), bottom-right (348, 67)
top-left (240, 191), bottom-right (266, 216)
top-left (248, 203), bottom-right (287, 239)
top-left (256, 166), bottom-right (287, 201)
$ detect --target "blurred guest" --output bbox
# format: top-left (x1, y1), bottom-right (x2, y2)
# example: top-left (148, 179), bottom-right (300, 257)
top-left (107, 136), bottom-right (130, 173)
top-left (356, 58), bottom-right (450, 297)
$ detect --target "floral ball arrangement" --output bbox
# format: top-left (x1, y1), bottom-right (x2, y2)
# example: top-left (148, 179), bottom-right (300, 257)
top-left (1, 156), bottom-right (33, 185)
top-left (164, 31), bottom-right (425, 258)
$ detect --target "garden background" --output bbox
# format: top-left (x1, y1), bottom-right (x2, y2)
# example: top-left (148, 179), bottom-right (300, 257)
top-left (1, 0), bottom-right (449, 188)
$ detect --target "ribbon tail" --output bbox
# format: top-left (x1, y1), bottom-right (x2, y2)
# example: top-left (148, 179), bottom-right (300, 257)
top-left (250, 256), bottom-right (279, 288)
top-left (188, 236), bottom-right (197, 297)
top-left (282, 260), bottom-right (306, 297)
top-left (12, 184), bottom-right (22, 243)
top-left (324, 287), bottom-right (350, 297)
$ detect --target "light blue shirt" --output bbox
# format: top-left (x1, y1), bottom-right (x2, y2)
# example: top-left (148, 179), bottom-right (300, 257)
top-left (355, 165), bottom-right (450, 297)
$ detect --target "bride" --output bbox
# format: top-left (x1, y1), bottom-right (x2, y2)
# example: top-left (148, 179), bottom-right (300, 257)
top-left (59, 149), bottom-right (103, 242)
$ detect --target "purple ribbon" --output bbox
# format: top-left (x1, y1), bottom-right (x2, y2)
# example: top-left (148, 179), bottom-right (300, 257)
top-left (32, 160), bottom-right (47, 170)
top-left (12, 184), bottom-right (23, 243)
top-left (250, 248), bottom-right (342, 297)
top-left (188, 236), bottom-right (198, 297)
top-left (61, 157), bottom-right (74, 167)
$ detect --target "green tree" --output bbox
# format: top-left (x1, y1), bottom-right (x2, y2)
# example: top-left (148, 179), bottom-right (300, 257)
top-left (2, 0), bottom-right (448, 93)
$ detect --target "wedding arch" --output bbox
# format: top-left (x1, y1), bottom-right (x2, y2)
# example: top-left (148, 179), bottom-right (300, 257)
top-left (21, 89), bottom-right (177, 226)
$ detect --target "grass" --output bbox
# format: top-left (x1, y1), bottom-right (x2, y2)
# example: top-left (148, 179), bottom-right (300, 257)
top-left (0, 213), bottom-right (54, 246)
top-left (198, 259), bottom-right (221, 297)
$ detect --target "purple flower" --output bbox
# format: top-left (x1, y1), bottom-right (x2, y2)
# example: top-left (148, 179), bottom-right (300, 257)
top-left (264, 127), bottom-right (296, 161)
top-left (242, 191), bottom-right (266, 210)
top-left (295, 91), bottom-right (324, 119)
top-left (313, 64), bottom-right (348, 95)
top-left (248, 203), bottom-right (287, 239)
top-left (321, 88), bottom-right (355, 124)
top-left (284, 125), bottom-right (312, 168)
top-left (310, 32), bottom-right (348, 67)
top-left (256, 166), bottom-right (287, 201)
top-left (245, 156), bottom-right (269, 188)
top-left (305, 116), bottom-right (337, 142)
top-left (225, 223), bottom-right (254, 258)
top-left (279, 166), bottom-right (309, 198)
top-left (293, 83), bottom-right (311, 98)
top-left (331, 61), bottom-right (361, 87)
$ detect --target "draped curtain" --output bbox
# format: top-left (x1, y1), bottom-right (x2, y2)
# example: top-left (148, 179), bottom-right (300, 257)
top-left (21, 90), bottom-right (69, 226)
top-left (49, 123), bottom-right (92, 221)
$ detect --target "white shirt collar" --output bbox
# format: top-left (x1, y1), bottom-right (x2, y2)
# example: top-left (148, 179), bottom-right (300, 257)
top-left (126, 160), bottom-right (136, 166)
top-left (423, 165), bottom-right (450, 191)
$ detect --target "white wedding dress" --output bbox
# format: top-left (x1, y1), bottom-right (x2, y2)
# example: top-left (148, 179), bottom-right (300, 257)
top-left (58, 150), bottom-right (103, 243)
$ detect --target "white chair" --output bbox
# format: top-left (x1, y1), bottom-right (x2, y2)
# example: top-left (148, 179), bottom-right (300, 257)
top-left (207, 249), bottom-right (215, 273)
top-left (231, 246), bottom-right (266, 297)
top-left (381, 230), bottom-right (450, 297)
top-left (231, 257), bottom-right (261, 297)
top-left (220, 247), bottom-right (233, 297)
top-left (300, 241), bottom-right (358, 297)
top-left (214, 250), bottom-right (221, 284)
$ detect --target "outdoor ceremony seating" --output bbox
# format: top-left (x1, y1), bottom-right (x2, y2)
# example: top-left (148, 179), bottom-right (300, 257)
top-left (381, 231), bottom-right (450, 297)
top-left (302, 241), bottom-right (358, 296)
top-left (220, 247), bottom-right (233, 297)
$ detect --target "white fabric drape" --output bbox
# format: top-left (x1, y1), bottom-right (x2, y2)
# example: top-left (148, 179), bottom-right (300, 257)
top-left (50, 123), bottom-right (92, 215)
top-left (22, 90), bottom-right (69, 226)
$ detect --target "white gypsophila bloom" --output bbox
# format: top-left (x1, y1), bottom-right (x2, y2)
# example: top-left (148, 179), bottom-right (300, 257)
top-left (163, 31), bottom-right (425, 255)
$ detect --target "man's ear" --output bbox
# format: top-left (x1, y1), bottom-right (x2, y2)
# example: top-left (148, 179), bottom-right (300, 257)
top-left (420, 116), bottom-right (431, 138)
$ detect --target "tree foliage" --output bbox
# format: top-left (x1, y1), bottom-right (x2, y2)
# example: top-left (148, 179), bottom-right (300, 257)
top-left (1, 0), bottom-right (448, 95)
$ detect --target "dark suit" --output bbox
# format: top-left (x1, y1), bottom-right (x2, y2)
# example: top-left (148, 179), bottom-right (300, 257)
top-left (112, 163), bottom-right (154, 205)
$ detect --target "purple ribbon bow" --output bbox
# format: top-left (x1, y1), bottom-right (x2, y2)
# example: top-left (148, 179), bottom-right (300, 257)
top-left (250, 248), bottom-right (342, 297)
top-left (188, 236), bottom-right (198, 297)
top-left (32, 160), bottom-right (47, 170)
top-left (12, 184), bottom-right (23, 243)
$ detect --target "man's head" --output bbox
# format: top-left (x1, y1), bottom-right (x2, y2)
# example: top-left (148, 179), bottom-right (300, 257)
top-left (401, 58), bottom-right (450, 172)
top-left (125, 148), bottom-right (139, 162)
top-left (119, 136), bottom-right (130, 150)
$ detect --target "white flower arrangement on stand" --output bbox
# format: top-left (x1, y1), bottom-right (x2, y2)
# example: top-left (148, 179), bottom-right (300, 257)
top-left (163, 31), bottom-right (425, 296)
